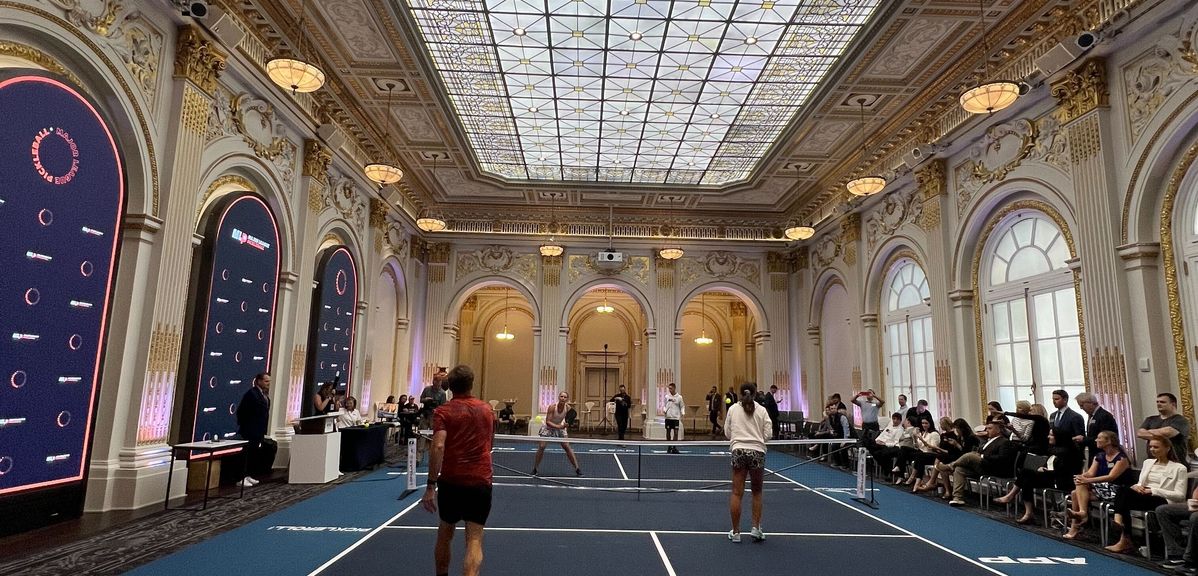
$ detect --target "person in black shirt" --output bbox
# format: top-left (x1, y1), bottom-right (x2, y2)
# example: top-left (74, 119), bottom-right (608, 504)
top-left (706, 385), bottom-right (724, 436)
top-left (757, 386), bottom-right (779, 439)
top-left (236, 373), bottom-right (276, 487)
top-left (610, 385), bottom-right (632, 440)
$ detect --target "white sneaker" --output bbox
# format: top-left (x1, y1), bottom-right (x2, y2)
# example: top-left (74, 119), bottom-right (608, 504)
top-left (728, 530), bottom-right (741, 543)
top-left (750, 527), bottom-right (765, 542)
top-left (246, 476), bottom-right (260, 486)
top-left (240, 477), bottom-right (255, 487)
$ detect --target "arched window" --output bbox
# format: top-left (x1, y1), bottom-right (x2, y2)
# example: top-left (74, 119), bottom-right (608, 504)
top-left (882, 259), bottom-right (933, 412)
top-left (982, 213), bottom-right (1082, 411)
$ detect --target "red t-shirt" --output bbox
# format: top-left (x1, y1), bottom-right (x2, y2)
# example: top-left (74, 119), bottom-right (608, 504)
top-left (433, 394), bottom-right (494, 486)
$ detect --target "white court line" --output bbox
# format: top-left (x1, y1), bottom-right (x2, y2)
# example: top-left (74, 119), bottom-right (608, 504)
top-left (307, 498), bottom-right (422, 576)
top-left (492, 474), bottom-right (793, 484)
top-left (650, 532), bottom-right (678, 576)
top-left (766, 467), bottom-right (1007, 576)
top-left (381, 525), bottom-right (916, 538)
top-left (613, 454), bottom-right (629, 480)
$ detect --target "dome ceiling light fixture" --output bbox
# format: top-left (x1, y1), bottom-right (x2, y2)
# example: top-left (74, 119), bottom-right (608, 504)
top-left (658, 196), bottom-right (684, 260)
top-left (959, 0), bottom-right (1020, 115)
top-left (266, 0), bottom-right (326, 94)
top-left (416, 154), bottom-right (447, 232)
top-left (845, 97), bottom-right (886, 197)
top-left (495, 288), bottom-right (515, 341)
top-left (364, 81), bottom-right (404, 186)
top-left (784, 222), bottom-right (815, 240)
top-left (539, 192), bottom-right (564, 257)
top-left (694, 291), bottom-right (713, 345)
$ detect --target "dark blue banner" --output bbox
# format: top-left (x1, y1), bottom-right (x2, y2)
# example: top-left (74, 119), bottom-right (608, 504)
top-left (184, 194), bottom-right (279, 454)
top-left (0, 73), bottom-right (125, 495)
top-left (305, 246), bottom-right (357, 414)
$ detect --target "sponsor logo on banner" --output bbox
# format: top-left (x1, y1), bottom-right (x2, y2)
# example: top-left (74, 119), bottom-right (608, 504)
top-left (231, 228), bottom-right (271, 251)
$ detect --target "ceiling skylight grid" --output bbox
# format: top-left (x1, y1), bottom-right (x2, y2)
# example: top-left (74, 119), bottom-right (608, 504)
top-left (403, 0), bottom-right (881, 185)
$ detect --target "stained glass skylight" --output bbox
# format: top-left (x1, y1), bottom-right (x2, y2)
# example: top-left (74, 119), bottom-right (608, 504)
top-left (403, 0), bottom-right (881, 185)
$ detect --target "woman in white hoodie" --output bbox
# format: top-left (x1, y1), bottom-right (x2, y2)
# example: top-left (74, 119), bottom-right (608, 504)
top-left (725, 382), bottom-right (773, 544)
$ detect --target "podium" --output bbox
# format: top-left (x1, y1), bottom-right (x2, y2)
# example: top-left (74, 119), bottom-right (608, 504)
top-left (289, 414), bottom-right (341, 484)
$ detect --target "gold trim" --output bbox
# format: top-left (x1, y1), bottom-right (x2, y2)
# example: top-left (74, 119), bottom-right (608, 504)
top-left (1159, 140), bottom-right (1198, 447)
top-left (0, 2), bottom-right (161, 216)
top-left (173, 25), bottom-right (226, 96)
top-left (0, 40), bottom-right (83, 87)
top-left (969, 200), bottom-right (1082, 416)
top-left (1121, 91), bottom-right (1198, 243)
top-left (195, 174), bottom-right (254, 227)
top-left (1050, 58), bottom-right (1109, 125)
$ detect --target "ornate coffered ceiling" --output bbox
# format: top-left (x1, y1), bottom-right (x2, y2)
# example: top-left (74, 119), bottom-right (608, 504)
top-left (230, 0), bottom-right (1105, 233)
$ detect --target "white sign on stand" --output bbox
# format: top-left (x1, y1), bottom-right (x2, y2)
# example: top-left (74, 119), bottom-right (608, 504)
top-left (856, 447), bottom-right (867, 499)
top-left (406, 438), bottom-right (417, 491)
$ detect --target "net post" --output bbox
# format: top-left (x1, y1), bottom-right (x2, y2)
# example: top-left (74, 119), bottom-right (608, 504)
top-left (850, 446), bottom-right (879, 509)
top-left (399, 437), bottom-right (419, 499)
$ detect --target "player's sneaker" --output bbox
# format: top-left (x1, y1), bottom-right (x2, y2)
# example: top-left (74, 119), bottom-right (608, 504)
top-left (728, 530), bottom-right (741, 543)
top-left (750, 527), bottom-right (765, 542)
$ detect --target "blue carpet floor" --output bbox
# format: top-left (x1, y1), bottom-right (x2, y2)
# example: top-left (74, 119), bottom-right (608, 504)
top-left (127, 446), bottom-right (1160, 576)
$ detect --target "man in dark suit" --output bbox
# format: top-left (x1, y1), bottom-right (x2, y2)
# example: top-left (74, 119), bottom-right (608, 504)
top-left (236, 372), bottom-right (276, 487)
top-left (949, 421), bottom-right (1016, 506)
top-left (1075, 391), bottom-right (1118, 450)
top-left (1049, 389), bottom-right (1086, 441)
top-left (758, 385), bottom-right (780, 439)
top-left (610, 384), bottom-right (632, 440)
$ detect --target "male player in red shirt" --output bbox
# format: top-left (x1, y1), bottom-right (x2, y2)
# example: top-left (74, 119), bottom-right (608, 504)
top-left (422, 365), bottom-right (494, 576)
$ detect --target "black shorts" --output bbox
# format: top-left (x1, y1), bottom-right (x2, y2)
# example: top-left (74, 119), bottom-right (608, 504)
top-left (664, 419), bottom-right (680, 430)
top-left (437, 482), bottom-right (492, 526)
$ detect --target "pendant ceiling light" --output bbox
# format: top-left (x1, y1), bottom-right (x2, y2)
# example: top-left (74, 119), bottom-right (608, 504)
top-left (416, 154), bottom-right (447, 232)
top-left (658, 196), bottom-right (684, 260)
top-left (266, 0), bottom-right (326, 94)
top-left (539, 192), bottom-right (564, 257)
top-left (959, 0), bottom-right (1020, 115)
top-left (694, 292), bottom-right (713, 345)
top-left (495, 288), bottom-right (515, 341)
top-left (364, 82), bottom-right (403, 185)
top-left (596, 294), bottom-right (614, 314)
top-left (845, 97), bottom-right (886, 197)
top-left (784, 222), bottom-right (815, 240)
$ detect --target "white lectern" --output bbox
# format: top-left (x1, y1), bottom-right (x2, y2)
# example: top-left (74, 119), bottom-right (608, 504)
top-left (289, 414), bottom-right (341, 484)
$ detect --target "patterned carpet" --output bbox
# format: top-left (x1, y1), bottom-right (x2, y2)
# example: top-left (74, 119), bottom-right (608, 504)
top-left (0, 444), bottom-right (405, 576)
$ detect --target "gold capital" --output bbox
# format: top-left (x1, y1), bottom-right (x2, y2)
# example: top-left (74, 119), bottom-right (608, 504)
top-left (915, 158), bottom-right (946, 201)
top-left (302, 139), bottom-right (332, 184)
top-left (1050, 58), bottom-right (1108, 124)
top-left (173, 26), bottom-right (226, 96)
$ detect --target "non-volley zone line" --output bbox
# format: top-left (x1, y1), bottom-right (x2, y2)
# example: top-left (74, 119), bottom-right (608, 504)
top-left (380, 525), bottom-right (917, 539)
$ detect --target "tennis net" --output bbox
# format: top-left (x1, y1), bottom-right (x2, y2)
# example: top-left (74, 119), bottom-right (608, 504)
top-left (483, 434), bottom-right (864, 494)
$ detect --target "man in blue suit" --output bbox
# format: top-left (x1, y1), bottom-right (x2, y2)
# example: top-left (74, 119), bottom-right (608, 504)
top-left (236, 372), bottom-right (276, 487)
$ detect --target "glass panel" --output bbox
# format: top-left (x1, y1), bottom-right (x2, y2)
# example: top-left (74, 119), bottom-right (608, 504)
top-left (995, 231), bottom-right (1018, 261)
top-left (912, 352), bottom-right (928, 387)
top-left (888, 288), bottom-right (899, 312)
top-left (1008, 248), bottom-right (1052, 281)
top-left (1012, 219), bottom-right (1034, 247)
top-left (1033, 219), bottom-right (1058, 250)
top-left (995, 344), bottom-right (1013, 386)
top-left (1037, 340), bottom-right (1061, 388)
top-left (898, 322), bottom-right (909, 354)
top-left (923, 317), bottom-right (934, 352)
top-left (888, 323), bottom-right (900, 351)
top-left (1060, 336), bottom-right (1084, 385)
top-left (1055, 288), bottom-right (1079, 335)
top-left (993, 302), bottom-right (1010, 343)
top-left (897, 285), bottom-right (922, 309)
top-left (890, 356), bottom-right (905, 389)
top-left (1013, 341), bottom-right (1033, 385)
top-left (1010, 299), bottom-right (1028, 340)
top-left (1046, 238), bottom-right (1071, 269)
top-left (1033, 292), bottom-right (1057, 338)
top-left (998, 387), bottom-right (1016, 414)
top-left (407, 0), bottom-right (883, 184)
top-left (991, 258), bottom-right (1009, 287)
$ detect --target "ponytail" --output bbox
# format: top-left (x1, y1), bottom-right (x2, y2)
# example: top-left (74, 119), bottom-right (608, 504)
top-left (739, 382), bottom-right (758, 414)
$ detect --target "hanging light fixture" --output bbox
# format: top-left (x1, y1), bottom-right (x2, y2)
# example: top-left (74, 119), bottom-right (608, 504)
top-left (364, 82), bottom-right (404, 186)
top-left (658, 196), bottom-right (684, 260)
top-left (845, 97), bottom-right (886, 197)
top-left (495, 289), bottom-right (515, 341)
top-left (266, 0), bottom-right (326, 94)
top-left (959, 0), bottom-right (1020, 115)
top-left (784, 222), bottom-right (815, 240)
top-left (416, 154), bottom-right (447, 232)
top-left (539, 192), bottom-right (564, 257)
top-left (694, 292), bottom-right (713, 345)
top-left (596, 294), bottom-right (614, 314)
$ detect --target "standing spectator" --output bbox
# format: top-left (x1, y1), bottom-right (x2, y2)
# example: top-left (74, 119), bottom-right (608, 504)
top-left (894, 394), bottom-right (911, 421)
top-left (1049, 389), bottom-right (1085, 441)
top-left (235, 372), bottom-right (276, 487)
top-left (853, 389), bottom-right (884, 433)
top-left (422, 365), bottom-right (494, 576)
top-left (912, 399), bottom-right (935, 430)
top-left (725, 382), bottom-right (772, 544)
top-left (1138, 392), bottom-right (1190, 466)
top-left (1075, 392), bottom-right (1118, 453)
top-left (610, 384), bottom-right (632, 440)
top-left (706, 385), bottom-right (724, 436)
top-left (757, 384), bottom-right (779, 439)
top-left (662, 383), bottom-right (685, 454)
top-left (420, 368), bottom-right (449, 427)
top-left (1105, 437), bottom-right (1188, 554)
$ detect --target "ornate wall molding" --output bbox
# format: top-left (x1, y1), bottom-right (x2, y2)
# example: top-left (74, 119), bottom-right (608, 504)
top-left (567, 254), bottom-right (649, 286)
top-left (841, 213), bottom-right (860, 266)
top-left (455, 245), bottom-right (538, 285)
top-left (654, 256), bottom-right (674, 289)
top-left (48, 1), bottom-right (165, 109)
top-left (678, 251), bottom-right (761, 288)
top-left (1158, 139), bottom-right (1198, 447)
top-left (302, 139), bottom-right (332, 184)
top-left (811, 234), bottom-right (839, 271)
top-left (1051, 58), bottom-right (1109, 124)
top-left (794, 246), bottom-right (810, 271)
top-left (542, 254), bottom-right (562, 287)
top-left (1123, 19), bottom-right (1198, 142)
top-left (864, 186), bottom-right (923, 255)
top-left (172, 25), bottom-right (225, 96)
top-left (955, 114), bottom-right (1068, 215)
top-left (324, 173), bottom-right (367, 230)
top-left (915, 159), bottom-right (946, 201)
top-left (384, 221), bottom-right (408, 259)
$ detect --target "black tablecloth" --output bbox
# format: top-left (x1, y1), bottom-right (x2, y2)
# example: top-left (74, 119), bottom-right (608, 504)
top-left (339, 425), bottom-right (387, 472)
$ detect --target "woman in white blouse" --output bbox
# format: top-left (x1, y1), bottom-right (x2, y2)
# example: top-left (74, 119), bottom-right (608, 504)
top-left (337, 396), bottom-right (364, 428)
top-left (1105, 437), bottom-right (1188, 553)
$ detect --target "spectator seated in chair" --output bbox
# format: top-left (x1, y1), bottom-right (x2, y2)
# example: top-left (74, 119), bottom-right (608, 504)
top-left (565, 406), bottom-right (579, 431)
top-left (1062, 430), bottom-right (1135, 539)
top-left (864, 413), bottom-right (905, 472)
top-left (993, 428), bottom-right (1083, 524)
top-left (1104, 437), bottom-right (1187, 554)
top-left (897, 416), bottom-right (941, 489)
top-left (946, 421), bottom-right (1017, 507)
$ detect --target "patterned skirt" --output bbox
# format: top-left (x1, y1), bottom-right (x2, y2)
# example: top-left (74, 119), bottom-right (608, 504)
top-left (731, 448), bottom-right (765, 471)
top-left (538, 426), bottom-right (567, 439)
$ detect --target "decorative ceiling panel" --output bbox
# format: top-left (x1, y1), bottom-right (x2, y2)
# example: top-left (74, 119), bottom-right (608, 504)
top-left (399, 0), bottom-right (882, 185)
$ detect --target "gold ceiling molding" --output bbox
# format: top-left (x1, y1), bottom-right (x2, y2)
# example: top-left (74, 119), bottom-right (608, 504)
top-left (0, 40), bottom-right (83, 87)
top-left (1158, 139), bottom-right (1198, 447)
top-left (1051, 58), bottom-right (1110, 124)
top-left (969, 199), bottom-right (1081, 416)
top-left (173, 25), bottom-right (226, 96)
